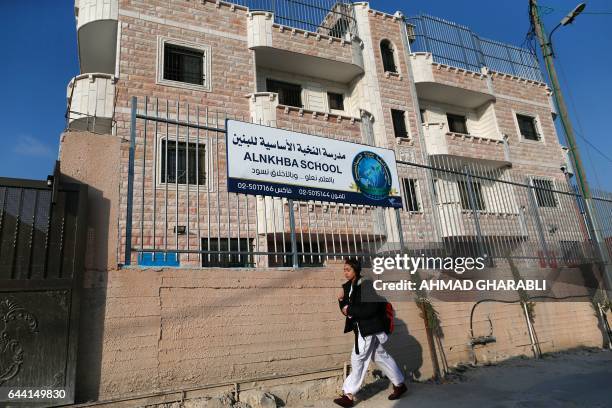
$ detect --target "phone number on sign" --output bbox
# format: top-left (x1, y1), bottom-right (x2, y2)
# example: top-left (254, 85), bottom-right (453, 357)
top-left (5, 389), bottom-right (66, 400)
top-left (298, 189), bottom-right (346, 200)
top-left (236, 182), bottom-right (293, 195)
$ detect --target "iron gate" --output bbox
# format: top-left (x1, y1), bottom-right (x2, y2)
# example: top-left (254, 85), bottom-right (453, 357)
top-left (0, 171), bottom-right (87, 407)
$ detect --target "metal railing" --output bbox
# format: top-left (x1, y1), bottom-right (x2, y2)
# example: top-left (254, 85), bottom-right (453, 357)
top-left (408, 14), bottom-right (545, 83)
top-left (236, 0), bottom-right (357, 38)
top-left (592, 189), bottom-right (612, 261)
top-left (65, 73), bottom-right (117, 134)
top-left (395, 156), bottom-right (599, 266)
top-left (123, 97), bottom-right (611, 268)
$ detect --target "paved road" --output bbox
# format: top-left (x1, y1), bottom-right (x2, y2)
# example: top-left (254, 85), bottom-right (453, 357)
top-left (292, 349), bottom-right (612, 408)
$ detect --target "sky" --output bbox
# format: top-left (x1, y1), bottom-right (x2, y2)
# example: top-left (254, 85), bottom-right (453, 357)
top-left (0, 1), bottom-right (610, 191)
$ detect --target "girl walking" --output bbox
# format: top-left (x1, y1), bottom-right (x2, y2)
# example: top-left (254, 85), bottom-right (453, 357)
top-left (333, 258), bottom-right (407, 407)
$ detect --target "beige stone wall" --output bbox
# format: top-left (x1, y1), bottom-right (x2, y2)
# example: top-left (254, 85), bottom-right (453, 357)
top-left (74, 264), bottom-right (605, 403)
top-left (431, 64), bottom-right (490, 94)
top-left (367, 11), bottom-right (421, 149)
top-left (75, 265), bottom-right (433, 400)
top-left (59, 131), bottom-right (124, 271)
top-left (270, 24), bottom-right (354, 64)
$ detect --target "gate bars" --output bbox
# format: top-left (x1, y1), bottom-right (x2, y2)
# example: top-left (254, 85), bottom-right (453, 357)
top-left (124, 97), bottom-right (611, 268)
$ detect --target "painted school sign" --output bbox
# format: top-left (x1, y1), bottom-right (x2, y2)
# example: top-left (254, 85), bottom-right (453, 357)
top-left (226, 120), bottom-right (402, 208)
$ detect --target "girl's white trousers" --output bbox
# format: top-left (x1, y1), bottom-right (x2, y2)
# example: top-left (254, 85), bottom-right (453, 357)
top-left (342, 331), bottom-right (405, 395)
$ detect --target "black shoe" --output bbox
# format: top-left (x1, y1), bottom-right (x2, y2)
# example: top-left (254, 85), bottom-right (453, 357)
top-left (388, 383), bottom-right (407, 400)
top-left (333, 394), bottom-right (355, 407)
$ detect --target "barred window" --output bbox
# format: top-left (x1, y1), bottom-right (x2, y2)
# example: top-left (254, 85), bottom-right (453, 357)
top-left (160, 140), bottom-right (206, 185)
top-left (458, 180), bottom-right (485, 211)
top-left (532, 178), bottom-right (557, 207)
top-left (267, 79), bottom-right (302, 107)
top-left (158, 38), bottom-right (211, 91)
top-left (402, 178), bottom-right (421, 212)
top-left (201, 238), bottom-right (253, 267)
top-left (164, 44), bottom-right (204, 85)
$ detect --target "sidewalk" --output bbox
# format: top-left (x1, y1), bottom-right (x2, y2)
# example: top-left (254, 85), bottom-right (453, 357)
top-left (290, 348), bottom-right (612, 408)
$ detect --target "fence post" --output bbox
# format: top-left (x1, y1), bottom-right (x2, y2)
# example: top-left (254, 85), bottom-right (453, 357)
top-left (394, 208), bottom-right (406, 252)
top-left (124, 96), bottom-right (137, 266)
top-left (526, 179), bottom-right (550, 265)
top-left (464, 168), bottom-right (488, 264)
top-left (420, 16), bottom-right (432, 56)
top-left (288, 199), bottom-right (299, 267)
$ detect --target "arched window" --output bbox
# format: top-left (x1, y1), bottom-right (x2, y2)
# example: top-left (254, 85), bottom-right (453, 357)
top-left (380, 40), bottom-right (397, 73)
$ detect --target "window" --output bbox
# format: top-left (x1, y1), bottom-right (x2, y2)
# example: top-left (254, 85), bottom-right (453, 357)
top-left (516, 114), bottom-right (540, 141)
top-left (160, 140), bottom-right (206, 185)
top-left (380, 40), bottom-right (397, 73)
top-left (201, 238), bottom-right (253, 267)
top-left (447, 113), bottom-right (468, 134)
top-left (391, 109), bottom-right (408, 138)
top-left (266, 79), bottom-right (302, 107)
top-left (327, 92), bottom-right (344, 111)
top-left (281, 240), bottom-right (325, 267)
top-left (457, 180), bottom-right (485, 211)
top-left (158, 38), bottom-right (211, 91)
top-left (532, 178), bottom-right (557, 207)
top-left (402, 179), bottom-right (421, 212)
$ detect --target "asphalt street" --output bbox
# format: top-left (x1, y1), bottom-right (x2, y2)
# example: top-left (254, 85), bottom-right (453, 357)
top-left (292, 349), bottom-right (612, 408)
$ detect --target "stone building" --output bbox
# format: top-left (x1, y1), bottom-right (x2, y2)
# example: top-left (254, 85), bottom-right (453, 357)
top-left (59, 0), bottom-right (609, 405)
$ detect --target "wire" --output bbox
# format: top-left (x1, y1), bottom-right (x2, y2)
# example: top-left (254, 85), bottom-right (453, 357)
top-left (553, 46), bottom-right (611, 191)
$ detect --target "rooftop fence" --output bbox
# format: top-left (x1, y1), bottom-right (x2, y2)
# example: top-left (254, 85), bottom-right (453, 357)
top-left (408, 14), bottom-right (545, 83)
top-left (236, 0), bottom-right (358, 38)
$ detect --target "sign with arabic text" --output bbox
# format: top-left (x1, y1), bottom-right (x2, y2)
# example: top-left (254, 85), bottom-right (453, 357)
top-left (226, 120), bottom-right (402, 208)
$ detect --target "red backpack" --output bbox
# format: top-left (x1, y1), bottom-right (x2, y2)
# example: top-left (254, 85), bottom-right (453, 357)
top-left (384, 302), bottom-right (395, 334)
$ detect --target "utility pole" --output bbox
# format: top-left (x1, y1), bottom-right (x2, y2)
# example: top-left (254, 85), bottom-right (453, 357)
top-left (529, 0), bottom-right (612, 291)
top-left (529, 0), bottom-right (590, 199)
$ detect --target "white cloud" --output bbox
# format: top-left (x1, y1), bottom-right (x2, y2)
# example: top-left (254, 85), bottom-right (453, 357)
top-left (13, 135), bottom-right (55, 158)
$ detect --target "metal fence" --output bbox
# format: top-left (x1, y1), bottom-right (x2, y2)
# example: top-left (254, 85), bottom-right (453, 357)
top-left (394, 156), bottom-right (599, 267)
top-left (124, 97), bottom-right (610, 269)
top-left (235, 0), bottom-right (357, 38)
top-left (592, 189), bottom-right (612, 261)
top-left (408, 14), bottom-right (545, 83)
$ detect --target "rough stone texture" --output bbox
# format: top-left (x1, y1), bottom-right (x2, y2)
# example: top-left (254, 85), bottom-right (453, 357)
top-left (239, 389), bottom-right (277, 408)
top-left (270, 24), bottom-right (354, 65)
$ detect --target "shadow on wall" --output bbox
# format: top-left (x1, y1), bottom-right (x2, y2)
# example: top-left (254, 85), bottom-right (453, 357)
top-left (60, 174), bottom-right (110, 403)
top-left (384, 317), bottom-right (424, 382)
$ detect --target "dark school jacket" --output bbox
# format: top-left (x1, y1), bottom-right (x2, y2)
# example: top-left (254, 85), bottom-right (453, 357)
top-left (338, 278), bottom-right (387, 337)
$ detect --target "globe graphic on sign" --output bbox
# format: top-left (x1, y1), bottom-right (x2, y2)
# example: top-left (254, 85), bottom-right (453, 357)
top-left (352, 152), bottom-right (392, 200)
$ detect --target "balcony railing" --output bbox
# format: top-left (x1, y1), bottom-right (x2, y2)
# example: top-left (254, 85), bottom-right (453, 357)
top-left (66, 73), bottom-right (117, 134)
top-left (236, 0), bottom-right (357, 38)
top-left (408, 14), bottom-right (545, 83)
